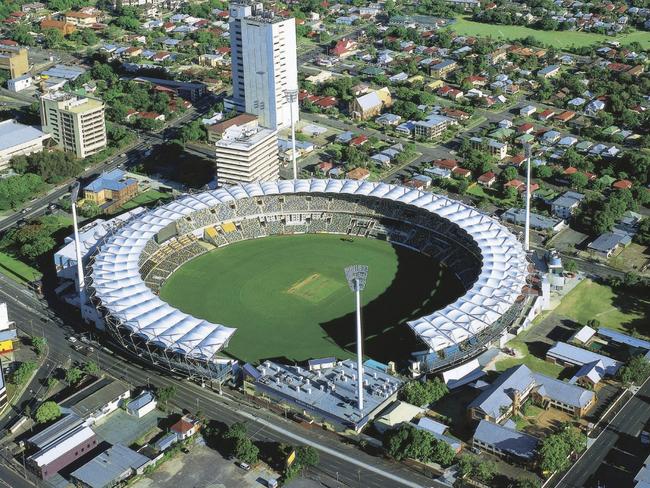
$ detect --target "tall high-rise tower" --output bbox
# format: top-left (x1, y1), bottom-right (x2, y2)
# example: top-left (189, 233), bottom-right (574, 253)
top-left (227, 3), bottom-right (298, 130)
top-left (228, 1), bottom-right (262, 113)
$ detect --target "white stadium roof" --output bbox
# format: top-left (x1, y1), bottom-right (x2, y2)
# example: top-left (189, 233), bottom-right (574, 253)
top-left (90, 179), bottom-right (527, 358)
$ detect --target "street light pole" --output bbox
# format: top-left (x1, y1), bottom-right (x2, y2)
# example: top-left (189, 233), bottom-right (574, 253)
top-left (345, 265), bottom-right (368, 412)
top-left (285, 89), bottom-right (299, 180)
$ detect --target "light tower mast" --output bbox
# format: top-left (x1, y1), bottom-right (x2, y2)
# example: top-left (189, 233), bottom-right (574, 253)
top-left (71, 182), bottom-right (87, 322)
top-left (524, 143), bottom-right (532, 252)
top-left (285, 89), bottom-right (299, 180)
top-left (345, 265), bottom-right (368, 411)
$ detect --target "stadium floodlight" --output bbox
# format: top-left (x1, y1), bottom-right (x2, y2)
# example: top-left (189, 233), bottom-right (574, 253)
top-left (345, 265), bottom-right (368, 411)
top-left (523, 143), bottom-right (532, 252)
top-left (70, 181), bottom-right (86, 321)
top-left (285, 89), bottom-right (299, 180)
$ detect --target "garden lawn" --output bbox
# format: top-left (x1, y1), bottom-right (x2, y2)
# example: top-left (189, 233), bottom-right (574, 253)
top-left (449, 16), bottom-right (650, 49)
top-left (550, 279), bottom-right (649, 338)
top-left (495, 340), bottom-right (564, 378)
top-left (118, 189), bottom-right (172, 211)
top-left (0, 252), bottom-right (41, 284)
top-left (160, 234), bottom-right (464, 364)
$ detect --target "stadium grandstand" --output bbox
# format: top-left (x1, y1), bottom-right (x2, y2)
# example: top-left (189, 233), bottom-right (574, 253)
top-left (87, 180), bottom-right (529, 381)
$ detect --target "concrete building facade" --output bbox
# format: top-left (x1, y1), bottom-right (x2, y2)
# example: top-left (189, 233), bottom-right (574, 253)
top-left (228, 3), bottom-right (298, 130)
top-left (40, 92), bottom-right (107, 159)
top-left (0, 45), bottom-right (29, 78)
top-left (215, 123), bottom-right (279, 184)
top-left (0, 119), bottom-right (50, 171)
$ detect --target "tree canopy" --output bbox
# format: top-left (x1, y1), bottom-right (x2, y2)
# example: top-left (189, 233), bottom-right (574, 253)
top-left (400, 378), bottom-right (448, 407)
top-left (35, 401), bottom-right (61, 424)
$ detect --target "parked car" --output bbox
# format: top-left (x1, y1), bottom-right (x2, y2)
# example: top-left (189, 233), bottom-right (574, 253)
top-left (641, 431), bottom-right (650, 445)
top-left (238, 462), bottom-right (251, 471)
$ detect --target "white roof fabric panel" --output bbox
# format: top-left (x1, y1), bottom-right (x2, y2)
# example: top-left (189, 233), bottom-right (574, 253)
top-left (90, 179), bottom-right (527, 358)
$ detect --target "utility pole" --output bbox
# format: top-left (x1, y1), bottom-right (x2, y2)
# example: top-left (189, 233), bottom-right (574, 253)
top-left (345, 265), bottom-right (368, 411)
top-left (285, 88), bottom-right (299, 180)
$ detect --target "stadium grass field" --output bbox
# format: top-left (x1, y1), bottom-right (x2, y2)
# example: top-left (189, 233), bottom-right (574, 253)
top-left (160, 234), bottom-right (465, 364)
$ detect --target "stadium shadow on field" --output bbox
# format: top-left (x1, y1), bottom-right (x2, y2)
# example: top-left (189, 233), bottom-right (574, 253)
top-left (320, 243), bottom-right (466, 365)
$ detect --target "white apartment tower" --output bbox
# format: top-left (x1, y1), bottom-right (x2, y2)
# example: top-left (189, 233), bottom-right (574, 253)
top-left (228, 3), bottom-right (298, 130)
top-left (215, 123), bottom-right (279, 185)
top-left (228, 1), bottom-right (262, 113)
top-left (40, 92), bottom-right (107, 159)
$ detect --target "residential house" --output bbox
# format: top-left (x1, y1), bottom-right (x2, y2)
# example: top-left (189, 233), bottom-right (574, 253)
top-left (538, 65), bottom-right (561, 78)
top-left (551, 191), bottom-right (584, 220)
top-left (126, 391), bottom-right (157, 418)
top-left (346, 167), bottom-right (370, 180)
top-left (472, 420), bottom-right (539, 463)
top-left (40, 18), bottom-right (76, 35)
top-left (414, 115), bottom-right (455, 139)
top-left (546, 342), bottom-right (622, 375)
top-left (170, 415), bottom-right (201, 441)
top-left (70, 444), bottom-right (150, 488)
top-left (470, 137), bottom-right (508, 160)
top-left (478, 171), bottom-right (496, 188)
top-left (587, 231), bottom-right (632, 258)
top-left (520, 105), bottom-right (536, 117)
top-left (468, 364), bottom-right (595, 422)
top-left (331, 38), bottom-right (357, 58)
top-left (430, 59), bottom-right (457, 78)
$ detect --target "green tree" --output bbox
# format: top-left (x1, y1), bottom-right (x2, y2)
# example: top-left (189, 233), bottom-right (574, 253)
top-left (80, 202), bottom-right (102, 218)
top-left (233, 436), bottom-right (259, 463)
top-left (619, 356), bottom-right (650, 386)
top-left (9, 25), bottom-right (36, 46)
top-left (400, 378), bottom-right (448, 407)
top-left (65, 367), bottom-right (84, 385)
top-left (0, 173), bottom-right (44, 211)
top-left (42, 28), bottom-right (65, 48)
top-left (518, 477), bottom-right (542, 488)
top-left (502, 166), bottom-right (519, 182)
top-left (534, 165), bottom-right (553, 179)
top-left (564, 260), bottom-right (577, 273)
top-left (84, 361), bottom-right (100, 376)
top-left (35, 401), bottom-right (61, 424)
top-left (475, 460), bottom-right (497, 483)
top-left (569, 172), bottom-right (588, 190)
top-left (430, 438), bottom-right (455, 466)
top-left (12, 361), bottom-right (37, 385)
top-left (156, 385), bottom-right (177, 406)
top-left (296, 446), bottom-right (319, 467)
top-left (47, 377), bottom-right (59, 391)
top-left (31, 336), bottom-right (47, 357)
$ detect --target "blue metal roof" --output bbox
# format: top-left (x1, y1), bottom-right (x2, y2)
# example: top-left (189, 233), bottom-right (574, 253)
top-left (85, 169), bottom-right (136, 193)
top-left (547, 342), bottom-right (622, 376)
top-left (127, 390), bottom-right (155, 411)
top-left (71, 444), bottom-right (149, 488)
top-left (597, 328), bottom-right (650, 351)
top-left (474, 420), bottom-right (539, 460)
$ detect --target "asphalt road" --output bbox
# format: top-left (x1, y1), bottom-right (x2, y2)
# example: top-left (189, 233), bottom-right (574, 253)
top-left (0, 275), bottom-right (443, 488)
top-left (554, 379), bottom-right (650, 488)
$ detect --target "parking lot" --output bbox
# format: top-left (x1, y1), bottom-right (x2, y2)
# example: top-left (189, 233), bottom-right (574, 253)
top-left (131, 444), bottom-right (280, 488)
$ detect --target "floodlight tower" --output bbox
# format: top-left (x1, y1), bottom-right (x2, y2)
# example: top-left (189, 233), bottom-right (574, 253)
top-left (345, 265), bottom-right (368, 411)
top-left (285, 88), bottom-right (299, 180)
top-left (523, 143), bottom-right (532, 252)
top-left (71, 181), bottom-right (86, 322)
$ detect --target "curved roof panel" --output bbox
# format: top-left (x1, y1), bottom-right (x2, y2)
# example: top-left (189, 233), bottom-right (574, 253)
top-left (90, 179), bottom-right (527, 357)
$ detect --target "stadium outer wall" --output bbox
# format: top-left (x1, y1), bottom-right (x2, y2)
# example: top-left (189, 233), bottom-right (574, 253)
top-left (86, 179), bottom-right (530, 381)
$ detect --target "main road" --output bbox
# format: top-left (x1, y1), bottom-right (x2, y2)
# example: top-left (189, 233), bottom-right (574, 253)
top-left (554, 378), bottom-right (650, 487)
top-left (0, 274), bottom-right (445, 488)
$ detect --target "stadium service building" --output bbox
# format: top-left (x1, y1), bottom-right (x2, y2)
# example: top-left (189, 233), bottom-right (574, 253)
top-left (87, 179), bottom-right (528, 382)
